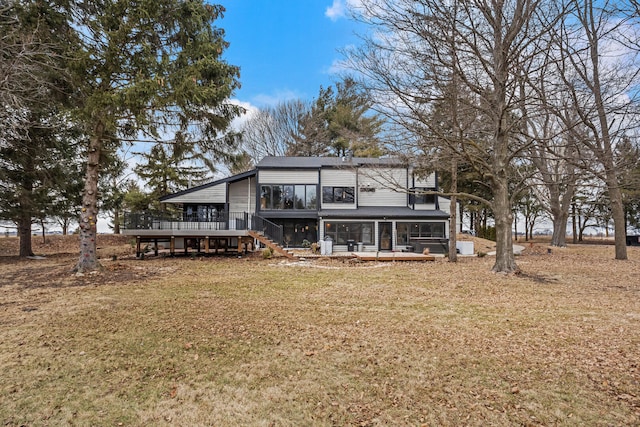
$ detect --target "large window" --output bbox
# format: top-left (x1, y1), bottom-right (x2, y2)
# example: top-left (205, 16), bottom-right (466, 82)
top-left (322, 186), bottom-right (355, 204)
top-left (324, 222), bottom-right (374, 244)
top-left (184, 204), bottom-right (224, 221)
top-left (260, 184), bottom-right (317, 210)
top-left (397, 222), bottom-right (445, 245)
top-left (410, 188), bottom-right (436, 205)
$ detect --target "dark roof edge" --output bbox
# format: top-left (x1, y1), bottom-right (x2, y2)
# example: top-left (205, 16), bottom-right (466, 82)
top-left (160, 169), bottom-right (256, 201)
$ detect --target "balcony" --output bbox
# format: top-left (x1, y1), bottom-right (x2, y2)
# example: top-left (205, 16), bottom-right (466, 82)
top-left (122, 211), bottom-right (283, 245)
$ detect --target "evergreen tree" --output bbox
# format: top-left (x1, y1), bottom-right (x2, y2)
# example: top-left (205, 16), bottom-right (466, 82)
top-left (0, 0), bottom-right (79, 256)
top-left (290, 77), bottom-right (385, 157)
top-left (99, 153), bottom-right (130, 234)
top-left (290, 86), bottom-right (334, 156)
top-left (68, 0), bottom-right (241, 272)
top-left (327, 77), bottom-right (384, 157)
top-left (134, 144), bottom-right (215, 201)
top-left (0, 109), bottom-right (83, 255)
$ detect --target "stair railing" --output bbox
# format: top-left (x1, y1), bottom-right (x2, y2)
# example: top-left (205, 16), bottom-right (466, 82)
top-left (251, 215), bottom-right (283, 245)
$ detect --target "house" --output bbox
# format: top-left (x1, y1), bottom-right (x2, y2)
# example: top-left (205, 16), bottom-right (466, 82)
top-left (123, 156), bottom-right (453, 256)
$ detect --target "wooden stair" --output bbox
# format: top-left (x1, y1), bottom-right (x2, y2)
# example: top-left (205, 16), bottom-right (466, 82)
top-left (248, 231), bottom-right (298, 260)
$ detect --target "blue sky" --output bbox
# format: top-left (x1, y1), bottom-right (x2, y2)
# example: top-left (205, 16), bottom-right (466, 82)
top-left (220, 0), bottom-right (361, 109)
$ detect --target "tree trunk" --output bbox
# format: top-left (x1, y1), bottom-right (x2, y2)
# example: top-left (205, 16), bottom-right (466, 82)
top-left (449, 159), bottom-right (458, 262)
top-left (572, 203), bottom-right (578, 244)
top-left (550, 210), bottom-right (569, 247)
top-left (17, 178), bottom-right (34, 257)
top-left (587, 13), bottom-right (627, 260)
top-left (492, 180), bottom-right (518, 273)
top-left (606, 177), bottom-right (627, 259)
top-left (75, 125), bottom-right (104, 272)
top-left (18, 216), bottom-right (34, 257)
top-left (113, 209), bottom-right (121, 234)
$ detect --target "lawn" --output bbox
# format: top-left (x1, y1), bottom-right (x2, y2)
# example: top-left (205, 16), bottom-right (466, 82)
top-left (0, 236), bottom-right (639, 426)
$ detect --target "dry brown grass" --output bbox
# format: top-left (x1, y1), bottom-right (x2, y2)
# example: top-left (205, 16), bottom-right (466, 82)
top-left (0, 236), bottom-right (639, 426)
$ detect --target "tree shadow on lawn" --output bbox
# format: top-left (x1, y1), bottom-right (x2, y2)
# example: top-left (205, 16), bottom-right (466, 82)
top-left (0, 254), bottom-right (154, 290)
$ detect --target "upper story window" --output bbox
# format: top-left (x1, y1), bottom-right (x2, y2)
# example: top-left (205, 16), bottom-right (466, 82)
top-left (260, 184), bottom-right (317, 210)
top-left (322, 186), bottom-right (355, 204)
top-left (410, 188), bottom-right (436, 204)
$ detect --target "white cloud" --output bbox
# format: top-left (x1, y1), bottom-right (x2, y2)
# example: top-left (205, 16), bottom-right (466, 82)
top-left (251, 89), bottom-right (303, 108)
top-left (326, 56), bottom-right (351, 76)
top-left (325, 0), bottom-right (346, 21)
top-left (229, 98), bottom-right (259, 132)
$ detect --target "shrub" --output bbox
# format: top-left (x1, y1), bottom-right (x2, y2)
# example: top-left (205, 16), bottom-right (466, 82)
top-left (262, 247), bottom-right (273, 259)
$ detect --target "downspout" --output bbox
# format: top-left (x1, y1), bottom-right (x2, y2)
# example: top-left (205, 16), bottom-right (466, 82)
top-left (435, 170), bottom-right (440, 210)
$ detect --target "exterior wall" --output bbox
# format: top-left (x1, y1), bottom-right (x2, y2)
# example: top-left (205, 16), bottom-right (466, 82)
top-left (358, 168), bottom-right (408, 207)
top-left (229, 176), bottom-right (256, 213)
top-left (320, 168), bottom-right (358, 210)
top-left (320, 168), bottom-right (357, 187)
top-left (259, 170), bottom-right (318, 184)
top-left (163, 183), bottom-right (226, 204)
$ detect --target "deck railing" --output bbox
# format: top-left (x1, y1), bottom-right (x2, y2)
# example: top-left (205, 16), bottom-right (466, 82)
top-left (123, 211), bottom-right (284, 244)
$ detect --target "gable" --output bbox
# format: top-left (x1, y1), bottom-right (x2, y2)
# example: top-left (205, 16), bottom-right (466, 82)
top-left (162, 183), bottom-right (227, 204)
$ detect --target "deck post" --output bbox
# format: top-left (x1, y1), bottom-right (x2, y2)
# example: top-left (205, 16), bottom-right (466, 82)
top-left (136, 236), bottom-right (141, 258)
top-left (204, 237), bottom-right (210, 254)
top-left (170, 236), bottom-right (175, 256)
top-left (154, 239), bottom-right (159, 256)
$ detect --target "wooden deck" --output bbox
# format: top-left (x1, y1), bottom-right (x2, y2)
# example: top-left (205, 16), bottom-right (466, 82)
top-left (353, 252), bottom-right (436, 262)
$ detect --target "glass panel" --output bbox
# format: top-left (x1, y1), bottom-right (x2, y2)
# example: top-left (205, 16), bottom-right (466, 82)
top-left (324, 222), bottom-right (336, 242)
top-left (396, 223), bottom-right (409, 245)
top-left (322, 187), bottom-right (333, 203)
top-left (306, 185), bottom-right (317, 209)
top-left (413, 189), bottom-right (435, 204)
top-left (197, 205), bottom-right (207, 221)
top-left (362, 223), bottom-right (373, 244)
top-left (283, 185), bottom-right (294, 209)
top-left (185, 205), bottom-right (195, 221)
top-left (260, 186), bottom-right (271, 209)
top-left (343, 187), bottom-right (355, 203)
top-left (295, 185), bottom-right (305, 209)
top-left (272, 185), bottom-right (283, 209)
top-left (337, 223), bottom-right (349, 244)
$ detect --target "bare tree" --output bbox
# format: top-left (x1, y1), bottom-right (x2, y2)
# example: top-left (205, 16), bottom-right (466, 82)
top-left (347, 0), bottom-right (562, 273)
top-left (238, 99), bottom-right (309, 166)
top-left (523, 105), bottom-right (584, 246)
top-left (552, 0), bottom-right (640, 259)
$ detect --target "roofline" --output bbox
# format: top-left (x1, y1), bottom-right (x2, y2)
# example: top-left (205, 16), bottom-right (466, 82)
top-left (255, 156), bottom-right (409, 169)
top-left (159, 169), bottom-right (256, 202)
